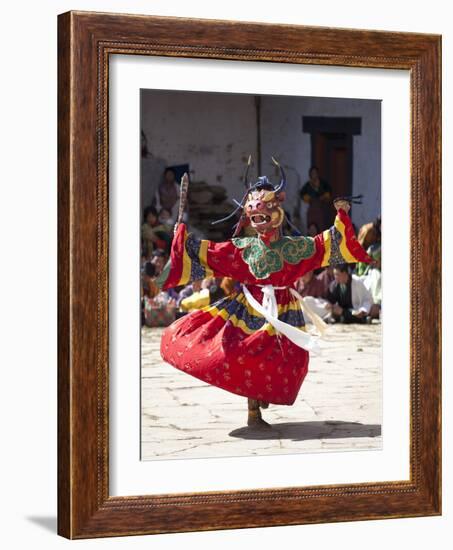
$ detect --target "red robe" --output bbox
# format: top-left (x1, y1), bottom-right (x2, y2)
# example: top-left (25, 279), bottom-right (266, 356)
top-left (157, 209), bottom-right (371, 405)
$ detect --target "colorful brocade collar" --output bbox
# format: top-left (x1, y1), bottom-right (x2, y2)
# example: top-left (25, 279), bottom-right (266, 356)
top-left (231, 235), bottom-right (316, 279)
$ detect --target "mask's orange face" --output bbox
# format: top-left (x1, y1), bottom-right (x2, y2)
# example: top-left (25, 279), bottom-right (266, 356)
top-left (244, 188), bottom-right (286, 235)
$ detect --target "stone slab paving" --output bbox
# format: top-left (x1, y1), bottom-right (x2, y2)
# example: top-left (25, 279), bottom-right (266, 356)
top-left (141, 323), bottom-right (382, 460)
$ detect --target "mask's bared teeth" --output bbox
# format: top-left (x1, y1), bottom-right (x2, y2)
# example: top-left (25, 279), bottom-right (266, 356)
top-left (250, 212), bottom-right (274, 226)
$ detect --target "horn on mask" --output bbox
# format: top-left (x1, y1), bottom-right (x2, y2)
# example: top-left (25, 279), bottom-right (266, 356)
top-left (271, 156), bottom-right (286, 194)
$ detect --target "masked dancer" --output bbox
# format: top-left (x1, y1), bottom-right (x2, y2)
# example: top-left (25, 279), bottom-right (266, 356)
top-left (157, 159), bottom-right (372, 428)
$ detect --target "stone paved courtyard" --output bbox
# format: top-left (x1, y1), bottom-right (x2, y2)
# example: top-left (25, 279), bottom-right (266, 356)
top-left (141, 323), bottom-right (382, 460)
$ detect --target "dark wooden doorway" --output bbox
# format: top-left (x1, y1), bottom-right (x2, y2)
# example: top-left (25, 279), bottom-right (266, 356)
top-left (312, 132), bottom-right (352, 198)
top-left (303, 116), bottom-right (362, 225)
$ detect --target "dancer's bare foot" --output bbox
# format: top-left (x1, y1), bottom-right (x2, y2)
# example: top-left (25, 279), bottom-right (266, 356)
top-left (247, 409), bottom-right (272, 428)
top-left (247, 399), bottom-right (272, 428)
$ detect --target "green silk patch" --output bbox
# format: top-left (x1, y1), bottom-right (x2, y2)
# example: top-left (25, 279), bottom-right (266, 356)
top-left (232, 235), bottom-right (315, 279)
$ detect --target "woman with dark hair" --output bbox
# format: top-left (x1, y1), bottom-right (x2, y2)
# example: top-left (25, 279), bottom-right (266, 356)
top-left (141, 205), bottom-right (170, 256)
top-left (300, 166), bottom-right (333, 232)
top-left (156, 167), bottom-right (180, 214)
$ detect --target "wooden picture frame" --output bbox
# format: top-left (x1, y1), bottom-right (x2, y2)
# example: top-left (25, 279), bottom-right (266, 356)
top-left (57, 10), bottom-right (441, 539)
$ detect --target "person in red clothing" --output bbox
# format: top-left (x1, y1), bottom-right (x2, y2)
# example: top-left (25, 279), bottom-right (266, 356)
top-left (157, 163), bottom-right (372, 429)
top-left (294, 268), bottom-right (335, 324)
top-left (295, 269), bottom-right (332, 299)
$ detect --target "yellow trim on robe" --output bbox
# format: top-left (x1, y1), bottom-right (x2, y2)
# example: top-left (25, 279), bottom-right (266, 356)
top-left (235, 292), bottom-right (302, 316)
top-left (321, 228), bottom-right (332, 267)
top-left (202, 305), bottom-right (307, 336)
top-left (176, 231), bottom-right (215, 286)
top-left (335, 217), bottom-right (359, 263)
top-left (179, 230), bottom-right (192, 285)
top-left (202, 292), bottom-right (302, 319)
top-left (199, 239), bottom-right (214, 278)
top-left (200, 292), bottom-right (307, 336)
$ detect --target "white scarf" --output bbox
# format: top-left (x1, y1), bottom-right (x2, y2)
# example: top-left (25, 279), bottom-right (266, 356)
top-left (241, 284), bottom-right (326, 355)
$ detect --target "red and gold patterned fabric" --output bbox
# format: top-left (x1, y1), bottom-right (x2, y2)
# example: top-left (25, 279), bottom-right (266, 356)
top-left (158, 209), bottom-right (371, 405)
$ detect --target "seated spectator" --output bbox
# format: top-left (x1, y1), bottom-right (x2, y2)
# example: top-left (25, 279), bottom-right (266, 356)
top-left (326, 264), bottom-right (378, 324)
top-left (202, 277), bottom-right (225, 303)
top-left (357, 216), bottom-right (381, 251)
top-left (141, 259), bottom-right (177, 327)
top-left (358, 243), bottom-right (382, 308)
top-left (141, 261), bottom-right (159, 299)
top-left (151, 249), bottom-right (168, 277)
top-left (179, 277), bottom-right (226, 312)
top-left (157, 207), bottom-right (176, 234)
top-left (142, 206), bottom-right (169, 257)
top-left (296, 269), bottom-right (331, 298)
top-left (179, 287), bottom-right (210, 312)
top-left (176, 280), bottom-right (202, 308)
top-left (295, 268), bottom-right (333, 323)
top-left (143, 292), bottom-right (177, 327)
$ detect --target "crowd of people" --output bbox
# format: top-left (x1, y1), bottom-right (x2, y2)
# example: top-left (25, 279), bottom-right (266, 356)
top-left (141, 167), bottom-right (382, 329)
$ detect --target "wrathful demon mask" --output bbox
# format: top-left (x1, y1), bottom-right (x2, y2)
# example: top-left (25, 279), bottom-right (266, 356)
top-left (244, 178), bottom-right (286, 234)
top-left (212, 156), bottom-right (287, 237)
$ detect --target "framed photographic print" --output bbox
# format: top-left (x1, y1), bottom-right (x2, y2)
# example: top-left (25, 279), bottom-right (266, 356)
top-left (58, 11), bottom-right (441, 538)
top-left (138, 88), bottom-right (383, 463)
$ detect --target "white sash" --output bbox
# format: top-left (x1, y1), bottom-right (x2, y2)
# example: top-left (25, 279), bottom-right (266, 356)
top-left (241, 284), bottom-right (324, 355)
top-left (289, 287), bottom-right (328, 337)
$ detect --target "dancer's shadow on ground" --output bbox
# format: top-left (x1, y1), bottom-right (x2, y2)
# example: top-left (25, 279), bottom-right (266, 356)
top-left (229, 421), bottom-right (381, 441)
